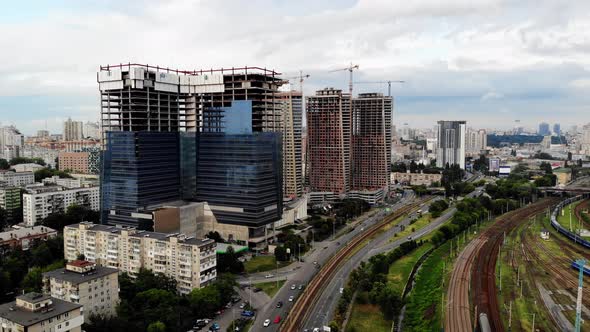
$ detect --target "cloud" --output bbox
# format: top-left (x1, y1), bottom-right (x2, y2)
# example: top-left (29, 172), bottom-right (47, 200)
top-left (481, 91), bottom-right (504, 101)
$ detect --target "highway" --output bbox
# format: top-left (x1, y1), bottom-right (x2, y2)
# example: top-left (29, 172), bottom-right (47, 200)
top-left (303, 187), bottom-right (484, 331)
top-left (248, 191), bottom-right (417, 332)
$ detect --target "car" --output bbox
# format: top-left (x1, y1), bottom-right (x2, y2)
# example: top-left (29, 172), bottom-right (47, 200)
top-left (276, 301), bottom-right (283, 308)
top-left (298, 284), bottom-right (303, 290)
top-left (313, 328), bottom-right (320, 332)
top-left (265, 274), bottom-right (274, 278)
top-left (232, 297), bottom-right (241, 303)
top-left (210, 323), bottom-right (220, 331)
top-left (291, 284), bottom-right (296, 290)
top-left (263, 319), bottom-right (271, 327)
top-left (195, 319), bottom-right (208, 327)
top-left (253, 287), bottom-right (263, 293)
top-left (288, 295), bottom-right (294, 302)
top-left (273, 315), bottom-right (281, 324)
top-left (215, 309), bottom-right (224, 315)
top-left (225, 302), bottom-right (232, 309)
top-left (313, 261), bottom-right (318, 265)
top-left (407, 236), bottom-right (412, 240)
top-left (241, 310), bottom-right (255, 318)
top-left (239, 302), bottom-right (246, 309)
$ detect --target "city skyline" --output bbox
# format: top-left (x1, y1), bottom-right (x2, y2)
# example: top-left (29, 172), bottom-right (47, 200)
top-left (1, 0), bottom-right (590, 134)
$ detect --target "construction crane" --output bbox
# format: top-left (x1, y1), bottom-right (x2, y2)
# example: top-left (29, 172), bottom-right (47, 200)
top-left (354, 80), bottom-right (405, 97)
top-left (277, 71), bottom-right (310, 92)
top-left (328, 63), bottom-right (359, 96)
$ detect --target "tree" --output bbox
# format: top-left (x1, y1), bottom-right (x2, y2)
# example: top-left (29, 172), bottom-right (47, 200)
top-left (539, 162), bottom-right (553, 175)
top-left (206, 231), bottom-right (223, 243)
top-left (147, 321), bottom-right (166, 332)
top-left (391, 162), bottom-right (407, 173)
top-left (9, 157), bottom-right (45, 166)
top-left (274, 246), bottom-right (288, 261)
top-left (0, 207), bottom-right (7, 231)
top-left (409, 160), bottom-right (418, 173)
top-left (0, 159), bottom-right (9, 170)
top-left (217, 246), bottom-right (244, 274)
top-left (34, 168), bottom-right (73, 182)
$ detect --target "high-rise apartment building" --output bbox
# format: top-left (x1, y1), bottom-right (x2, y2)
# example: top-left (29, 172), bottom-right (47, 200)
top-left (43, 260), bottom-right (119, 317)
top-left (63, 118), bottom-right (84, 141)
top-left (465, 128), bottom-right (487, 155)
top-left (538, 122), bottom-right (550, 136)
top-left (306, 88), bottom-right (352, 199)
top-left (83, 121), bottom-right (100, 139)
top-left (436, 121), bottom-right (466, 169)
top-left (0, 125), bottom-right (24, 149)
top-left (582, 123), bottom-right (590, 156)
top-left (350, 93), bottom-right (392, 202)
top-left (23, 185), bottom-right (100, 226)
top-left (277, 91), bottom-right (303, 199)
top-left (64, 222), bottom-right (217, 294)
top-left (0, 186), bottom-right (22, 224)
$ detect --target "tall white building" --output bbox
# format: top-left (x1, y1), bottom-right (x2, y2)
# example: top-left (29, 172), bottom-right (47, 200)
top-left (83, 122), bottom-right (100, 139)
top-left (63, 118), bottom-right (84, 141)
top-left (0, 125), bottom-right (24, 149)
top-left (64, 222), bottom-right (217, 294)
top-left (465, 128), bottom-right (487, 155)
top-left (23, 185), bottom-right (99, 226)
top-left (0, 170), bottom-right (35, 187)
top-left (436, 121), bottom-right (466, 169)
top-left (582, 123), bottom-right (590, 156)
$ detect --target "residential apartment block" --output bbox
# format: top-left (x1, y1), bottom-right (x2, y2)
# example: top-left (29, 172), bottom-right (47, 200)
top-left (0, 293), bottom-right (83, 332)
top-left (436, 121), bottom-right (466, 169)
top-left (64, 118), bottom-right (84, 141)
top-left (43, 260), bottom-right (119, 317)
top-left (0, 225), bottom-right (57, 251)
top-left (23, 185), bottom-right (99, 226)
top-left (64, 222), bottom-right (217, 294)
top-left (278, 91), bottom-right (303, 199)
top-left (58, 152), bottom-right (90, 174)
top-left (0, 170), bottom-right (35, 187)
top-left (391, 172), bottom-right (443, 186)
top-left (0, 186), bottom-right (21, 224)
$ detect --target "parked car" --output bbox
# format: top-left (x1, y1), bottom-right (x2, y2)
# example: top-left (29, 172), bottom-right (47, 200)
top-left (288, 295), bottom-right (294, 302)
top-left (263, 319), bottom-right (271, 327)
top-left (276, 301), bottom-right (283, 308)
top-left (241, 310), bottom-right (255, 318)
top-left (298, 284), bottom-right (304, 290)
top-left (225, 302), bottom-right (232, 309)
top-left (231, 297), bottom-right (241, 303)
top-left (273, 315), bottom-right (281, 324)
top-left (290, 284), bottom-right (296, 290)
top-left (265, 274), bottom-right (274, 278)
top-left (253, 287), bottom-right (263, 293)
top-left (239, 302), bottom-right (246, 309)
top-left (210, 323), bottom-right (220, 331)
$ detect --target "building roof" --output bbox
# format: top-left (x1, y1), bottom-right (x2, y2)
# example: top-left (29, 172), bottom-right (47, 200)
top-left (0, 297), bottom-right (81, 327)
top-left (0, 226), bottom-right (57, 242)
top-left (43, 265), bottom-right (117, 285)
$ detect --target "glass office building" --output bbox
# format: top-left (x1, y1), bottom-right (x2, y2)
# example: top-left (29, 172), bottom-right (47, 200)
top-left (101, 131), bottom-right (181, 229)
top-left (181, 132), bottom-right (281, 229)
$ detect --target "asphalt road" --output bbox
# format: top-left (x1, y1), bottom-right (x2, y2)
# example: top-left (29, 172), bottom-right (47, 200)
top-left (303, 187), bottom-right (485, 330)
top-left (248, 191), bottom-right (417, 332)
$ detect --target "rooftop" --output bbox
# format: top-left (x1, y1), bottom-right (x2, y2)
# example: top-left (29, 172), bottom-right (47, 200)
top-left (0, 296), bottom-right (81, 327)
top-left (0, 226), bottom-right (57, 242)
top-left (43, 265), bottom-right (118, 285)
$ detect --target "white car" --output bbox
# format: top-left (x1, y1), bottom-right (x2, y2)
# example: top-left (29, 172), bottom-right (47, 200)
top-left (288, 295), bottom-right (294, 302)
top-left (265, 274), bottom-right (274, 278)
top-left (291, 284), bottom-right (296, 290)
top-left (263, 319), bottom-right (271, 327)
top-left (239, 303), bottom-right (246, 309)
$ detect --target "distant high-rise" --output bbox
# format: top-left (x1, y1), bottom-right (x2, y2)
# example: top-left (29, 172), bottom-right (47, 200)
top-left (307, 88), bottom-right (352, 198)
top-left (553, 123), bottom-right (561, 136)
top-left (582, 123), bottom-right (590, 156)
top-left (63, 118), bottom-right (83, 141)
top-left (83, 121), bottom-right (100, 139)
top-left (538, 122), bottom-right (550, 136)
top-left (277, 91), bottom-right (303, 199)
top-left (465, 128), bottom-right (487, 155)
top-left (350, 93), bottom-right (392, 199)
top-left (436, 121), bottom-right (466, 169)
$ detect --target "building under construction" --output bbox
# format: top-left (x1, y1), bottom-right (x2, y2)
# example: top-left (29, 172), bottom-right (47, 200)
top-left (349, 93), bottom-right (392, 203)
top-left (277, 91), bottom-right (303, 199)
top-left (98, 64), bottom-right (283, 141)
top-left (306, 88), bottom-right (352, 203)
top-left (306, 90), bottom-right (392, 205)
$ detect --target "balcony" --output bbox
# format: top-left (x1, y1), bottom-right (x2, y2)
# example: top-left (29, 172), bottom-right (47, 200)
top-left (70, 293), bottom-right (80, 300)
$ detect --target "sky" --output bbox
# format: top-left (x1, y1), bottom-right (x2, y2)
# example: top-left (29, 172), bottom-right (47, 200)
top-left (0, 0), bottom-right (589, 135)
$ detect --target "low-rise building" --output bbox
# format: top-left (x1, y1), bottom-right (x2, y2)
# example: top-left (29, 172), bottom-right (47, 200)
top-left (23, 185), bottom-right (99, 226)
top-left (554, 168), bottom-right (573, 186)
top-left (64, 222), bottom-right (217, 294)
top-left (0, 170), bottom-right (35, 187)
top-left (391, 172), bottom-right (443, 186)
top-left (43, 260), bottom-right (119, 317)
top-left (0, 292), bottom-right (83, 332)
top-left (58, 152), bottom-right (90, 174)
top-left (11, 163), bottom-right (45, 173)
top-left (0, 225), bottom-right (57, 251)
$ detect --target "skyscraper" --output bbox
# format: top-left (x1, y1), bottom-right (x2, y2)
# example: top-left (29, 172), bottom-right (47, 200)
top-left (63, 118), bottom-right (83, 141)
top-left (465, 128), bottom-right (487, 155)
top-left (436, 121), bottom-right (466, 169)
top-left (553, 123), bottom-right (561, 136)
top-left (350, 93), bottom-right (392, 202)
top-left (83, 121), bottom-right (100, 139)
top-left (277, 91), bottom-right (303, 199)
top-left (538, 122), bottom-right (550, 136)
top-left (307, 88), bottom-right (352, 200)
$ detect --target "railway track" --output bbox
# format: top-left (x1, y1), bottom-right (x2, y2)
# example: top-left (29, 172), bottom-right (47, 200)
top-left (445, 199), bottom-right (556, 332)
top-left (575, 199), bottom-right (590, 229)
top-left (281, 197), bottom-right (430, 331)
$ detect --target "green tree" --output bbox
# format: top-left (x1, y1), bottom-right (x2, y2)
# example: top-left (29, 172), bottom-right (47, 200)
top-left (274, 246), bottom-right (288, 261)
top-left (0, 207), bottom-right (7, 230)
top-left (0, 159), bottom-right (9, 170)
top-left (217, 245), bottom-right (244, 274)
top-left (147, 321), bottom-right (166, 332)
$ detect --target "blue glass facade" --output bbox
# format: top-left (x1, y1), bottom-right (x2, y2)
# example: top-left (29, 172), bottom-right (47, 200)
top-left (193, 132), bottom-right (283, 228)
top-left (101, 131), bottom-right (181, 229)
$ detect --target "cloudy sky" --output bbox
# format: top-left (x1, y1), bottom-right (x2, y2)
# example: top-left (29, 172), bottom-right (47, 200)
top-left (1, 0), bottom-right (589, 135)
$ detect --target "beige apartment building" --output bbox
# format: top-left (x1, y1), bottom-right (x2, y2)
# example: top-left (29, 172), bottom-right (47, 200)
top-left (0, 293), bottom-right (83, 332)
top-left (64, 222), bottom-right (217, 294)
top-left (391, 172), bottom-right (443, 186)
top-left (43, 260), bottom-right (119, 318)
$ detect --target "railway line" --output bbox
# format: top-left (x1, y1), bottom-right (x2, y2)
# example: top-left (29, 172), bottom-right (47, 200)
top-left (445, 199), bottom-right (556, 332)
top-left (281, 197), bottom-right (430, 331)
top-left (575, 199), bottom-right (590, 229)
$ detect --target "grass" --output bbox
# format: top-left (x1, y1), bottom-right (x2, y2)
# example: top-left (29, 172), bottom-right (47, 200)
top-left (244, 255), bottom-right (290, 274)
top-left (345, 304), bottom-right (391, 332)
top-left (253, 280), bottom-right (286, 298)
top-left (387, 243), bottom-right (433, 295)
top-left (556, 200), bottom-right (582, 231)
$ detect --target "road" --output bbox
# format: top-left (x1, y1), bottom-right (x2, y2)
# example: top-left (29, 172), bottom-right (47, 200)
top-left (303, 187), bottom-right (484, 331)
top-left (248, 191), bottom-right (417, 332)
